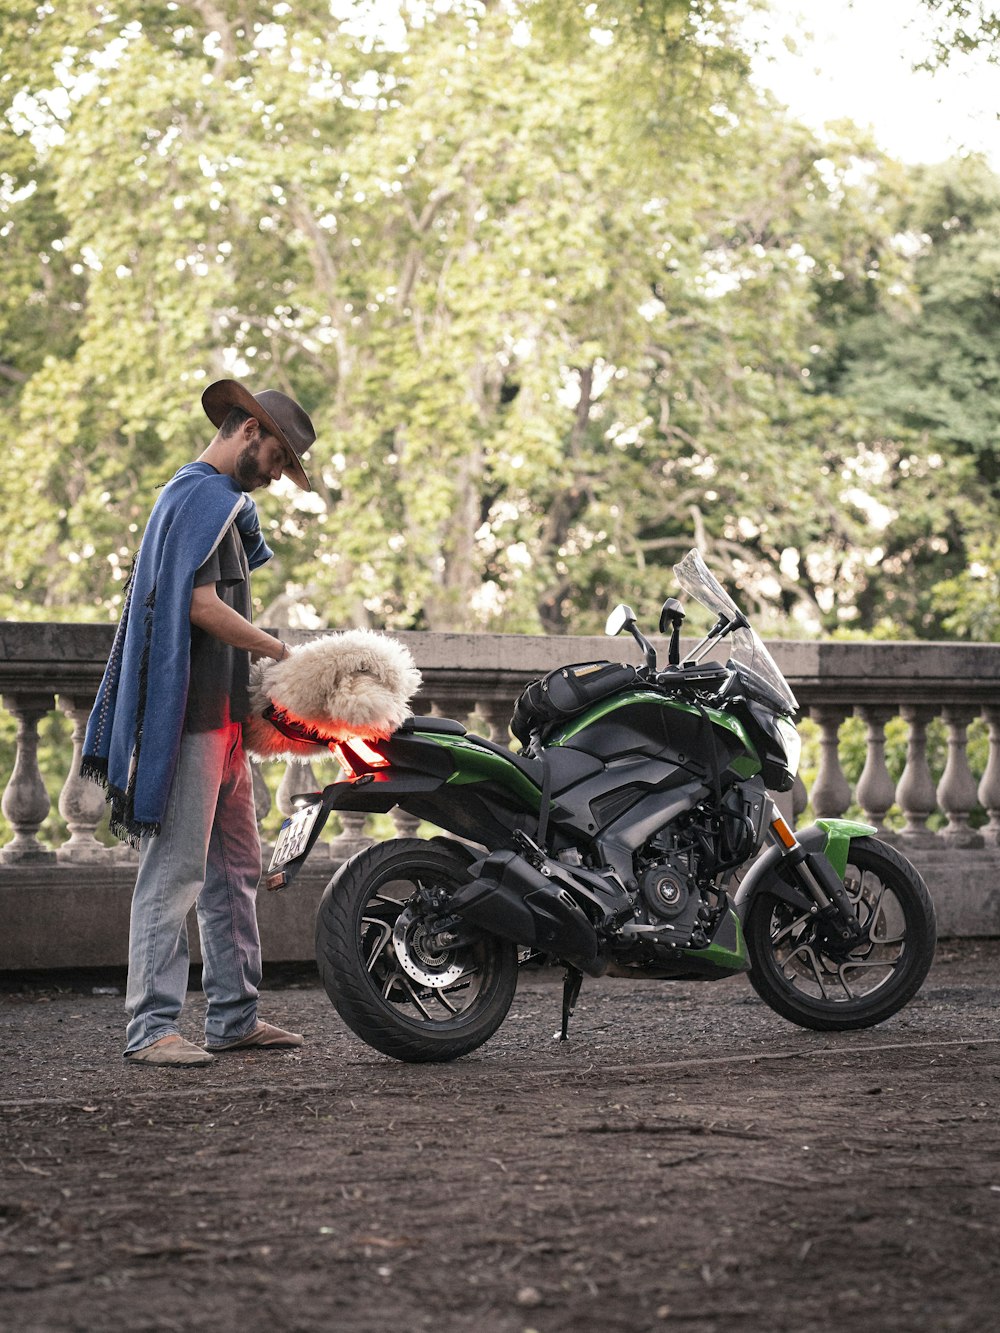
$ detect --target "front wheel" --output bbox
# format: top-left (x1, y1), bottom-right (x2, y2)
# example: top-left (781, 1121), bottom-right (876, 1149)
top-left (316, 838), bottom-right (518, 1063)
top-left (745, 837), bottom-right (936, 1031)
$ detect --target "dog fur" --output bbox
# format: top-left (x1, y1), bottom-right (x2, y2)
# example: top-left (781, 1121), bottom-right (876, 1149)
top-left (242, 629), bottom-right (422, 761)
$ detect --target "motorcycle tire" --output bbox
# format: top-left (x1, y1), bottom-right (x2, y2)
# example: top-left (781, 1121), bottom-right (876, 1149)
top-left (315, 837), bottom-right (519, 1063)
top-left (745, 836), bottom-right (936, 1031)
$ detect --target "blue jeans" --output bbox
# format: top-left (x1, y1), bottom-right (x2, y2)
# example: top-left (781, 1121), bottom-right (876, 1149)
top-left (124, 723), bottom-right (262, 1054)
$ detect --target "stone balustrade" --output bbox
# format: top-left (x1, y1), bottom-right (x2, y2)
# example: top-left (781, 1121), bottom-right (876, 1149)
top-left (2, 622), bottom-right (999, 968)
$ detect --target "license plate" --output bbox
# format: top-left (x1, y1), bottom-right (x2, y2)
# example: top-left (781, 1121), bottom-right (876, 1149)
top-left (269, 803), bottom-right (323, 871)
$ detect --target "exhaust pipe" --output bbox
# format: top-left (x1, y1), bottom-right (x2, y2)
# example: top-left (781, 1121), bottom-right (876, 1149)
top-left (449, 849), bottom-right (602, 971)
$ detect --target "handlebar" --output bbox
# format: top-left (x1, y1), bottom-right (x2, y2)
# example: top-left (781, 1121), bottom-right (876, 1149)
top-left (640, 661), bottom-right (732, 698)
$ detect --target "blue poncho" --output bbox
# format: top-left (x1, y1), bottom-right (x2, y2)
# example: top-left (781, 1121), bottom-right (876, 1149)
top-left (82, 462), bottom-right (273, 843)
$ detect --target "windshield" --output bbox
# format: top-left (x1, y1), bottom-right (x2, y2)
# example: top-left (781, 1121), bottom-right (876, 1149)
top-left (672, 550), bottom-right (798, 712)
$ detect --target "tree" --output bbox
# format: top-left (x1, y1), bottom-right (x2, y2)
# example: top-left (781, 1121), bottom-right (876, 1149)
top-left (815, 154), bottom-right (1000, 637)
top-left (918, 1), bottom-right (1000, 64)
top-left (3, 0), bottom-right (999, 641)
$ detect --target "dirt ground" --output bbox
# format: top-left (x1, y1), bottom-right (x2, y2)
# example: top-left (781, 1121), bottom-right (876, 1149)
top-left (1, 938), bottom-right (999, 1333)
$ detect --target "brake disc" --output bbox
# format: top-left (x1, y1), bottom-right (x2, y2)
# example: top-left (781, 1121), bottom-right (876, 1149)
top-left (391, 906), bottom-right (467, 989)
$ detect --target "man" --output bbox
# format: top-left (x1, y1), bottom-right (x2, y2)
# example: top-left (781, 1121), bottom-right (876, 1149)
top-left (83, 379), bottom-right (316, 1067)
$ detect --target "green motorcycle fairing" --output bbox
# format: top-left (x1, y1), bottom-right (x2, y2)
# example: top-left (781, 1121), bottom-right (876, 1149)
top-left (548, 690), bottom-right (761, 782)
top-left (318, 724), bottom-right (545, 854)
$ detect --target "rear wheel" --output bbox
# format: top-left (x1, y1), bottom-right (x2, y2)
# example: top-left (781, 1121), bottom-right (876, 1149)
top-left (316, 838), bottom-right (518, 1062)
top-left (745, 837), bottom-right (936, 1031)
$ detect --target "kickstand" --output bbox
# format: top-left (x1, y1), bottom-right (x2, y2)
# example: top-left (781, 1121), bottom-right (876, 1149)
top-left (556, 965), bottom-right (584, 1042)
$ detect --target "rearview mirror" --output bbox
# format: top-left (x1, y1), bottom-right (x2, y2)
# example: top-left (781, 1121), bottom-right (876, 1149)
top-left (605, 604), bottom-right (635, 637)
top-left (659, 597), bottom-right (686, 634)
top-left (659, 597), bottom-right (686, 666)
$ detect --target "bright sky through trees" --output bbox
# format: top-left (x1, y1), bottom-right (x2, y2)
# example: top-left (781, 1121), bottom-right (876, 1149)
top-left (749, 0), bottom-right (1000, 167)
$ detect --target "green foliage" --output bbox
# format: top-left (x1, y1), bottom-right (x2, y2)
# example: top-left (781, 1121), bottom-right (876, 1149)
top-left (1, 0), bottom-right (999, 641)
top-left (813, 155), bottom-right (1000, 637)
top-left (932, 541), bottom-right (1000, 640)
top-left (917, 1), bottom-right (1000, 65)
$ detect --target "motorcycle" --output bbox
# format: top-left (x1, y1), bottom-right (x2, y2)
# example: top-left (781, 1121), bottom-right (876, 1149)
top-left (263, 550), bottom-right (937, 1063)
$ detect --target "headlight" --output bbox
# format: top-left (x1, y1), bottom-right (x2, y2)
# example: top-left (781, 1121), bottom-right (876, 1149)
top-left (775, 716), bottom-right (801, 778)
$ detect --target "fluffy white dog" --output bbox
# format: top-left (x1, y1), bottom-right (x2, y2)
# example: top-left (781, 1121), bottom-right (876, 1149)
top-left (243, 629), bottom-right (422, 761)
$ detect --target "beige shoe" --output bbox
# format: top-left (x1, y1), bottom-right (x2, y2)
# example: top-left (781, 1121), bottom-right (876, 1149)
top-left (125, 1035), bottom-right (213, 1067)
top-left (206, 1021), bottom-right (304, 1052)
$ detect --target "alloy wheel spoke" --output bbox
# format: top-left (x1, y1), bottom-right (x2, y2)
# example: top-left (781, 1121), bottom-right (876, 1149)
top-left (381, 971), bottom-right (405, 1001)
top-left (373, 890), bottom-right (409, 910)
top-left (866, 907), bottom-right (905, 945)
top-left (782, 942), bottom-right (833, 999)
top-left (832, 965), bottom-right (859, 1000)
top-left (839, 954), bottom-right (901, 971)
top-left (771, 913), bottom-right (812, 949)
top-left (361, 917), bottom-right (393, 972)
top-left (448, 963), bottom-right (481, 987)
top-left (359, 870), bottom-right (490, 1025)
top-left (400, 976), bottom-right (436, 1021)
top-left (853, 873), bottom-right (889, 934)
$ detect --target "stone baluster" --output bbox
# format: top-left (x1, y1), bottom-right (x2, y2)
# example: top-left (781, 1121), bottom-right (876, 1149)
top-left (56, 695), bottom-right (113, 862)
top-left (391, 808), bottom-right (423, 840)
top-left (936, 707), bottom-right (983, 847)
top-left (251, 760), bottom-right (278, 867)
top-left (1, 692), bottom-right (56, 864)
top-left (328, 811), bottom-right (372, 862)
top-left (478, 698), bottom-right (514, 748)
top-left (410, 692), bottom-right (434, 721)
top-left (790, 770), bottom-right (808, 826)
top-left (854, 706), bottom-right (898, 835)
top-left (977, 706), bottom-right (1000, 847)
top-left (896, 705), bottom-right (941, 846)
top-left (251, 761), bottom-right (272, 836)
top-left (451, 698), bottom-right (481, 732)
top-left (808, 707), bottom-right (852, 819)
top-left (116, 835), bottom-right (140, 864)
top-left (276, 756), bottom-right (321, 816)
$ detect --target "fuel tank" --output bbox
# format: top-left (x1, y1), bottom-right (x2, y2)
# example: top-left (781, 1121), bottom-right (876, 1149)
top-left (548, 690), bottom-right (759, 781)
top-left (542, 691), bottom-right (761, 854)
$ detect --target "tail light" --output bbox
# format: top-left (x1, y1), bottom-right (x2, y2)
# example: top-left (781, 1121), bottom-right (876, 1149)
top-left (331, 737), bottom-right (390, 781)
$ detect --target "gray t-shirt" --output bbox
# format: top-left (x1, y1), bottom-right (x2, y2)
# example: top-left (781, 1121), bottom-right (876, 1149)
top-left (186, 523), bottom-right (252, 732)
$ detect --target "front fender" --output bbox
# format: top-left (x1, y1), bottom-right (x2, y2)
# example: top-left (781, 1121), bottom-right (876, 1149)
top-left (813, 817), bottom-right (878, 877)
top-left (732, 818), bottom-right (876, 920)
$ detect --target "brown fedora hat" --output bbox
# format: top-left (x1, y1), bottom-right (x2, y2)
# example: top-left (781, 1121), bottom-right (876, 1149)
top-left (202, 379), bottom-right (315, 492)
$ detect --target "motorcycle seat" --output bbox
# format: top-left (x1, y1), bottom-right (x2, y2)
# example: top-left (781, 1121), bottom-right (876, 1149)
top-left (397, 715), bottom-right (468, 736)
top-left (397, 716), bottom-right (544, 786)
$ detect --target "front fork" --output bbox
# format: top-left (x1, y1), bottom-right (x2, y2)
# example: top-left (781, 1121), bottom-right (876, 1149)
top-left (767, 809), bottom-right (869, 948)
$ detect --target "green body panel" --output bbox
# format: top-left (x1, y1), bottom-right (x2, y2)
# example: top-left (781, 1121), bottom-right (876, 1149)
top-left (729, 753), bottom-right (760, 779)
top-left (815, 818), bottom-right (877, 879)
top-left (424, 733), bottom-right (542, 804)
top-left (548, 690), bottom-right (760, 776)
top-left (685, 909), bottom-right (749, 973)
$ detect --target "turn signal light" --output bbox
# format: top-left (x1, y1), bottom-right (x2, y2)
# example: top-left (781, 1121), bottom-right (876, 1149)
top-left (771, 813), bottom-right (798, 849)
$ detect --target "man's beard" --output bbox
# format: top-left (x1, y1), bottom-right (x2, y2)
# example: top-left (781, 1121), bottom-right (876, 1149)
top-left (234, 440), bottom-right (268, 491)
